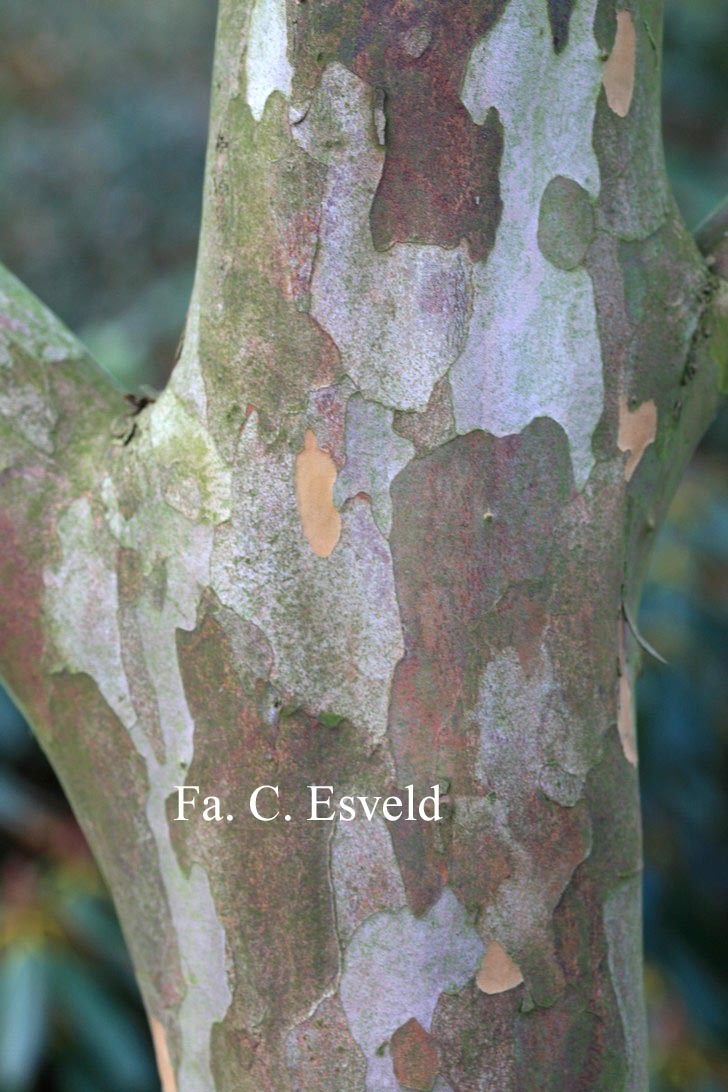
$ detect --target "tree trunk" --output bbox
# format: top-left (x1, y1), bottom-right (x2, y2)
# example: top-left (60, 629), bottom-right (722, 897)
top-left (0, 1), bottom-right (725, 1089)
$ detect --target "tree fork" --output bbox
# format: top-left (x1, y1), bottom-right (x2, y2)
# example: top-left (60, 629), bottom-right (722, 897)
top-left (0, 1), bottom-right (725, 1089)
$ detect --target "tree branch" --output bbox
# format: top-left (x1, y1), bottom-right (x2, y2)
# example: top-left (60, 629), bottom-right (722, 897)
top-left (696, 194), bottom-right (728, 278)
top-left (0, 262), bottom-right (126, 727)
top-left (0, 262), bottom-right (125, 481)
top-left (694, 197), bottom-right (728, 397)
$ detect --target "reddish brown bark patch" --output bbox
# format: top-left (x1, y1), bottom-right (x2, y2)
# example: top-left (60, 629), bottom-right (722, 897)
top-left (447, 798), bottom-right (512, 909)
top-left (47, 673), bottom-right (184, 1024)
top-left (393, 375), bottom-right (456, 454)
top-left (432, 981), bottom-right (518, 1089)
top-left (177, 609), bottom-right (339, 1023)
top-left (176, 596), bottom-right (394, 1077)
top-left (385, 809), bottom-right (444, 916)
top-left (387, 423), bottom-right (572, 795)
top-left (515, 987), bottom-right (626, 1090)
top-left (391, 1017), bottom-right (440, 1091)
top-left (544, 733), bottom-right (643, 1088)
top-left (369, 79), bottom-right (502, 261)
top-left (0, 501), bottom-right (49, 731)
top-left (294, 0), bottom-right (506, 261)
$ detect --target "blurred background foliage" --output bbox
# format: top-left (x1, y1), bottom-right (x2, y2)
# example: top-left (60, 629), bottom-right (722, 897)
top-left (0, 0), bottom-right (725, 1088)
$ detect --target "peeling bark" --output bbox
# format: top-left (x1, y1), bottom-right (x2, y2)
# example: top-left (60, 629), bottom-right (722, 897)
top-left (0, 1), bottom-right (725, 1089)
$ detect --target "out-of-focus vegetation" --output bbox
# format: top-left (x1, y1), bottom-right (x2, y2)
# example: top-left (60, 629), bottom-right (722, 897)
top-left (0, 0), bottom-right (216, 391)
top-left (0, 691), bottom-right (158, 1090)
top-left (641, 3), bottom-right (728, 1089)
top-left (662, 0), bottom-right (728, 231)
top-left (0, 0), bottom-right (726, 1088)
top-left (640, 452), bottom-right (728, 1092)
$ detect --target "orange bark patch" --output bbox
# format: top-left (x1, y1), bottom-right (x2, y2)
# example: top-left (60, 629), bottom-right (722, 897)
top-left (617, 622), bottom-right (638, 766)
top-left (618, 395), bottom-right (657, 481)
top-left (476, 941), bottom-right (524, 995)
top-left (603, 11), bottom-right (636, 118)
top-left (150, 1017), bottom-right (177, 1092)
top-left (391, 1017), bottom-right (440, 1091)
top-left (295, 429), bottom-right (341, 557)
